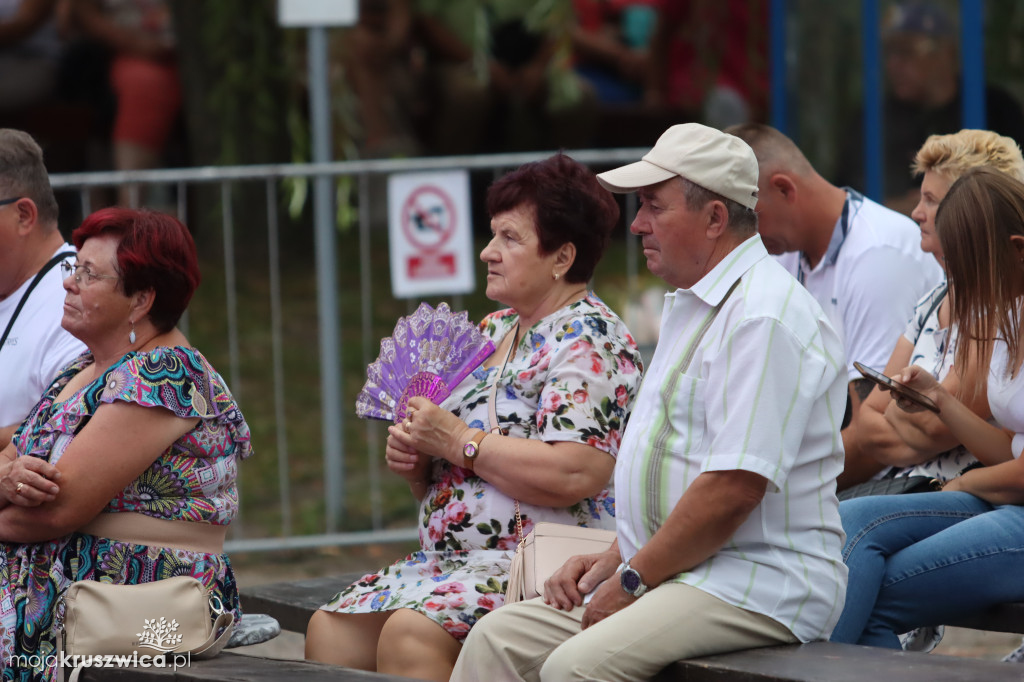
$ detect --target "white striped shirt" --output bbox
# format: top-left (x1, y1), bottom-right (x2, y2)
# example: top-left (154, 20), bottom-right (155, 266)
top-left (615, 235), bottom-right (849, 642)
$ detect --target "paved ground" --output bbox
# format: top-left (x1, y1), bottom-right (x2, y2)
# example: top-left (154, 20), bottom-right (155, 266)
top-left (226, 545), bottom-right (1024, 665)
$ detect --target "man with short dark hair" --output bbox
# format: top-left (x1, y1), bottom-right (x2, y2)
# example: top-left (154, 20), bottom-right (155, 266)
top-left (0, 129), bottom-right (84, 444)
top-left (453, 123), bottom-right (848, 682)
top-left (726, 122), bottom-right (943, 488)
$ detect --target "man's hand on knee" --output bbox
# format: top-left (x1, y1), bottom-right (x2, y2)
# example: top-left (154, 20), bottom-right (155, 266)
top-left (580, 571), bottom-right (635, 629)
top-left (544, 548), bottom-right (620, 611)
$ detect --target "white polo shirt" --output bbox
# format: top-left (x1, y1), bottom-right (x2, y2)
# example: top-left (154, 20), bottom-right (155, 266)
top-left (776, 190), bottom-right (943, 382)
top-left (0, 244), bottom-right (85, 428)
top-left (615, 235), bottom-right (848, 643)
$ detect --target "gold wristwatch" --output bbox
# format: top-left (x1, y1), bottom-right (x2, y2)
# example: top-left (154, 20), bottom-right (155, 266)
top-left (462, 430), bottom-right (488, 470)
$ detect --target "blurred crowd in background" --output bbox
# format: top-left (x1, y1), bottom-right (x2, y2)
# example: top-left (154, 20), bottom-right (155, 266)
top-left (0, 0), bottom-right (181, 204)
top-left (340, 0), bottom-right (768, 157)
top-left (1, 0), bottom-right (1023, 219)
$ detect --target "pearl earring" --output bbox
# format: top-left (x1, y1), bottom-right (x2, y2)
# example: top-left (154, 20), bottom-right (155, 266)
top-left (129, 319), bottom-right (136, 344)
top-left (553, 272), bottom-right (560, 280)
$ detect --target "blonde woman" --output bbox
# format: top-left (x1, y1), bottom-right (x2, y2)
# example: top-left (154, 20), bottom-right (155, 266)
top-left (841, 130), bottom-right (1024, 486)
top-left (833, 168), bottom-right (1024, 646)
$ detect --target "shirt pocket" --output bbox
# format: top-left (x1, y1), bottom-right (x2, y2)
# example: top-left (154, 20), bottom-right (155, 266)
top-left (651, 371), bottom-right (707, 456)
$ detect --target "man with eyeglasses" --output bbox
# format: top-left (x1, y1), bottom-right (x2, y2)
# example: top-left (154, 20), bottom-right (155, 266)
top-left (0, 129), bottom-right (85, 446)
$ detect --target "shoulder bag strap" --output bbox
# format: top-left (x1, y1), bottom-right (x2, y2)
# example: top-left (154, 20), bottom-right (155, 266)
top-left (642, 276), bottom-right (741, 537)
top-left (487, 322), bottom-right (518, 435)
top-left (485, 323), bottom-right (527, 543)
top-left (677, 277), bottom-right (743, 375)
top-left (912, 283), bottom-right (948, 346)
top-left (0, 250), bottom-right (75, 354)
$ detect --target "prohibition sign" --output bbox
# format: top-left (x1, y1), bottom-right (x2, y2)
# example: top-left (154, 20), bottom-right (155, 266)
top-left (402, 185), bottom-right (456, 253)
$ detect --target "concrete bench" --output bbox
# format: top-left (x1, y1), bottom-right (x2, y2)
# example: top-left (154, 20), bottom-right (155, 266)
top-left (72, 644), bottom-right (1024, 682)
top-left (655, 641), bottom-right (1024, 682)
top-left (240, 572), bottom-right (1024, 637)
top-left (72, 643), bottom-right (1023, 682)
top-left (237, 573), bottom-right (1024, 680)
top-left (239, 572), bottom-right (365, 634)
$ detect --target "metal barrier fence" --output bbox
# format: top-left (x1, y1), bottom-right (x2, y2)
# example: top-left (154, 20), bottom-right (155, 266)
top-left (49, 149), bottom-right (647, 553)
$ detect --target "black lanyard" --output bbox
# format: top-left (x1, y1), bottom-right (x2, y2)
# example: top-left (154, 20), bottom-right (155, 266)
top-left (0, 250), bottom-right (75, 355)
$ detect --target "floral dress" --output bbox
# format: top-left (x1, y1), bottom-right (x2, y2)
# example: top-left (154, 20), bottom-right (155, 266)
top-left (320, 294), bottom-right (643, 641)
top-left (0, 346), bottom-right (252, 681)
top-left (891, 282), bottom-right (979, 481)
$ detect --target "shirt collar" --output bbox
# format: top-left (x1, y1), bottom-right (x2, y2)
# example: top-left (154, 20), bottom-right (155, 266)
top-left (685, 234), bottom-right (767, 306)
top-left (797, 188), bottom-right (863, 281)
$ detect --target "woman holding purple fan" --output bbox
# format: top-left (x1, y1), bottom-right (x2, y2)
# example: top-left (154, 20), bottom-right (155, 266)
top-left (306, 153), bottom-right (644, 681)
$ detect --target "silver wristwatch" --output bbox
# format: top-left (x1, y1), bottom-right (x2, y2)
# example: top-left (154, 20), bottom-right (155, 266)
top-left (620, 560), bottom-right (649, 598)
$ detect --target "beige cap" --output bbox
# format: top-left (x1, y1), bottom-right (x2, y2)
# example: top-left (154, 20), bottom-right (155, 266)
top-left (597, 123), bottom-right (759, 209)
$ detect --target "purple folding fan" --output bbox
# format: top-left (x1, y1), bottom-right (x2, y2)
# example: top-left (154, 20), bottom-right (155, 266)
top-left (355, 302), bottom-right (496, 422)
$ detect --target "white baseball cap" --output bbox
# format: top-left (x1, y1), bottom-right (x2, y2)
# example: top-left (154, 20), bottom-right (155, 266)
top-left (597, 123), bottom-right (760, 209)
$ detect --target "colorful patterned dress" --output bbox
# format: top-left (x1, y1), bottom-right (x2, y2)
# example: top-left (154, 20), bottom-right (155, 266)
top-left (0, 346), bottom-right (251, 681)
top-left (320, 294), bottom-right (643, 640)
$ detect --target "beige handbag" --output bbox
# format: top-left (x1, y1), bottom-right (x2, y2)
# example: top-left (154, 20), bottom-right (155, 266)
top-left (486, 327), bottom-right (618, 604)
top-left (56, 513), bottom-right (235, 680)
top-left (58, 576), bottom-right (234, 657)
top-left (506, 522), bottom-right (617, 604)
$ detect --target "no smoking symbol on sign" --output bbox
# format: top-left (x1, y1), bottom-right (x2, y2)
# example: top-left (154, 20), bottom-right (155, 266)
top-left (402, 185), bottom-right (456, 253)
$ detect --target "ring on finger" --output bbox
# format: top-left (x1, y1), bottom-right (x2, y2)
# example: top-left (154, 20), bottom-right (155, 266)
top-left (404, 420), bottom-right (413, 431)
top-left (15, 482), bottom-right (24, 494)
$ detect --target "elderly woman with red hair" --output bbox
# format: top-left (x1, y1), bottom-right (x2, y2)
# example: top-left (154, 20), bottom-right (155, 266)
top-left (0, 208), bottom-right (251, 681)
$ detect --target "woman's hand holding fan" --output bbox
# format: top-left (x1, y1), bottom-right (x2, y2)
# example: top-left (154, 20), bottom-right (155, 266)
top-left (355, 302), bottom-right (495, 422)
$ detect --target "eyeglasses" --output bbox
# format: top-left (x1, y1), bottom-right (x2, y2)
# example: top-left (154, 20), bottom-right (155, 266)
top-left (0, 197), bottom-right (22, 207)
top-left (60, 261), bottom-right (120, 286)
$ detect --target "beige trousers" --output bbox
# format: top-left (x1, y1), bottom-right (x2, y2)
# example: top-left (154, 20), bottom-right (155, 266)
top-left (451, 582), bottom-right (799, 682)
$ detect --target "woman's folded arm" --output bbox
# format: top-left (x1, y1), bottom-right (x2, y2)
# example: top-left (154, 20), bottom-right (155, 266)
top-left (0, 400), bottom-right (197, 544)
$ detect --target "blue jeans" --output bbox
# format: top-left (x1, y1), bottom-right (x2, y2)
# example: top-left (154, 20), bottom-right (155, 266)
top-left (830, 492), bottom-right (1024, 648)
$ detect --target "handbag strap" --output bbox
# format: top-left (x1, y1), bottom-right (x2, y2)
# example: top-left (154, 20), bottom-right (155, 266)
top-left (677, 277), bottom-right (743, 375)
top-left (640, 277), bottom-right (741, 538)
top-left (912, 283), bottom-right (948, 346)
top-left (78, 512), bottom-right (227, 555)
top-left (0, 250), bottom-right (75, 355)
top-left (487, 321), bottom-right (518, 435)
top-left (485, 323), bottom-right (528, 545)
top-left (192, 610), bottom-right (236, 659)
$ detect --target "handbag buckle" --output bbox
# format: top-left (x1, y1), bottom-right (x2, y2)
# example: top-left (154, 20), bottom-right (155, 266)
top-left (209, 594), bottom-right (225, 616)
top-left (54, 594), bottom-right (66, 632)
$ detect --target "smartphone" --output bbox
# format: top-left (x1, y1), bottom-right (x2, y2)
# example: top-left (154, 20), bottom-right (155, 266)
top-left (853, 362), bottom-right (940, 414)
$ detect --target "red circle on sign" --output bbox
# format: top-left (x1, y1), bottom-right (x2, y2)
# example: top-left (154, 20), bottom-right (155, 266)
top-left (401, 185), bottom-right (456, 253)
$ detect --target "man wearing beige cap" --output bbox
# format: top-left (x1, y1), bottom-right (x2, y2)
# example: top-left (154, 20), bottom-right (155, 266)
top-left (453, 123), bottom-right (848, 681)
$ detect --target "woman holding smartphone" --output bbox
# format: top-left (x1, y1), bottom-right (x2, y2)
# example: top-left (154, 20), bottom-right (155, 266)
top-left (831, 167), bottom-right (1024, 647)
top-left (841, 129), bottom-right (1024, 489)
